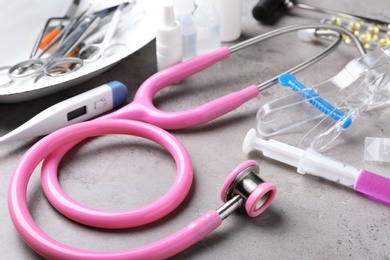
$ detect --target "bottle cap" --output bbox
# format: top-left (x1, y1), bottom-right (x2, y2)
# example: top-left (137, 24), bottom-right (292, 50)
top-left (156, 0), bottom-right (181, 46)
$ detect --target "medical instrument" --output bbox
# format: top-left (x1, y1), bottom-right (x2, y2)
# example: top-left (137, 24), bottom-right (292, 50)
top-left (217, 0), bottom-right (242, 42)
top-left (252, 0), bottom-right (390, 50)
top-left (8, 22), bottom-right (365, 258)
top-left (156, 0), bottom-right (183, 71)
top-left (11, 122), bottom-right (276, 258)
top-left (278, 73), bottom-right (352, 129)
top-left (364, 137), bottom-right (390, 163)
top-left (243, 128), bottom-right (390, 204)
top-left (0, 11), bottom-right (86, 87)
top-left (0, 82), bottom-right (127, 145)
top-left (8, 4), bottom-right (125, 83)
top-left (78, 2), bottom-right (130, 63)
top-left (32, 0), bottom-right (81, 55)
top-left (257, 46), bottom-right (390, 152)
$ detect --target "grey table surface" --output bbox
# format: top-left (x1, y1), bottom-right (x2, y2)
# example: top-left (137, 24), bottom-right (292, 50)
top-left (1, 0), bottom-right (390, 259)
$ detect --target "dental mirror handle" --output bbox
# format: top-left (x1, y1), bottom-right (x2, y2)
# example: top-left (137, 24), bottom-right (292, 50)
top-left (243, 129), bottom-right (390, 205)
top-left (0, 82), bottom-right (128, 144)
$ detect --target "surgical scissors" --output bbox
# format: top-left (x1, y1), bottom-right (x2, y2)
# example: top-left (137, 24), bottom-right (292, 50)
top-left (78, 2), bottom-right (129, 63)
top-left (8, 23), bottom-right (365, 259)
top-left (7, 4), bottom-right (127, 83)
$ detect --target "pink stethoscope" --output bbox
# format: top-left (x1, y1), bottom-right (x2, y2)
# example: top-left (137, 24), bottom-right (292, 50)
top-left (8, 23), bottom-right (364, 259)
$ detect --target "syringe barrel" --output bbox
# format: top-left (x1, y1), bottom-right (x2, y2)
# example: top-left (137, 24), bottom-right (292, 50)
top-left (297, 148), bottom-right (360, 188)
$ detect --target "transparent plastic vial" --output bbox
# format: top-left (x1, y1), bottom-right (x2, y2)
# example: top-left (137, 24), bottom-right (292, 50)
top-left (192, 0), bottom-right (220, 55)
top-left (174, 0), bottom-right (197, 60)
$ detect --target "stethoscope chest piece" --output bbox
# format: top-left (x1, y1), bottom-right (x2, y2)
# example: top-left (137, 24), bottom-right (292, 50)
top-left (220, 160), bottom-right (276, 218)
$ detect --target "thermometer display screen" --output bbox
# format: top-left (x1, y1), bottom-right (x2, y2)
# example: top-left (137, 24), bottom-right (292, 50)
top-left (67, 106), bottom-right (87, 121)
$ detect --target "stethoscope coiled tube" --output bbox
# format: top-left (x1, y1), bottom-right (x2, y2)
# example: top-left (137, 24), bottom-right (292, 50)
top-left (8, 119), bottom-right (276, 259)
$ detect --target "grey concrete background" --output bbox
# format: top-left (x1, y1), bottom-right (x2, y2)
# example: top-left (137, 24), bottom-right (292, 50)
top-left (1, 0), bottom-right (390, 259)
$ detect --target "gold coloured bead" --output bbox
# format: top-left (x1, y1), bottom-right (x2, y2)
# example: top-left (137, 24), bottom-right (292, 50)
top-left (368, 26), bottom-right (380, 36)
top-left (379, 38), bottom-right (390, 47)
top-left (350, 21), bottom-right (361, 31)
top-left (360, 33), bottom-right (372, 44)
top-left (342, 34), bottom-right (351, 44)
top-left (331, 17), bottom-right (342, 26)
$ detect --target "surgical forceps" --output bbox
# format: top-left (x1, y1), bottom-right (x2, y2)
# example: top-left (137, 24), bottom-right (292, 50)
top-left (7, 13), bottom-right (87, 82)
top-left (31, 0), bottom-right (81, 56)
top-left (8, 23), bottom-right (365, 259)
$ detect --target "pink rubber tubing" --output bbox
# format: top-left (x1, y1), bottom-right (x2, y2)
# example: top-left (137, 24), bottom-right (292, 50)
top-left (8, 47), bottom-right (261, 259)
top-left (102, 47), bottom-right (260, 130)
top-left (8, 119), bottom-right (223, 259)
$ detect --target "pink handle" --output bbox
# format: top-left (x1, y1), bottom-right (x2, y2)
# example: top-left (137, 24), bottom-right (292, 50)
top-left (105, 47), bottom-right (260, 129)
top-left (355, 170), bottom-right (390, 204)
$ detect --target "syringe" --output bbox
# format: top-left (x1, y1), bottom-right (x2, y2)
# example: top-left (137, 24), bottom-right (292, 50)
top-left (243, 128), bottom-right (390, 204)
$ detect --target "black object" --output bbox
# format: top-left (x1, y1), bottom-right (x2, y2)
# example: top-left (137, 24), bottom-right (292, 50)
top-left (252, 0), bottom-right (288, 22)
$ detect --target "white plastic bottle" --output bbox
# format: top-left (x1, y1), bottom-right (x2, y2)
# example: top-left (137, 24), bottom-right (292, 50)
top-left (156, 0), bottom-right (183, 71)
top-left (192, 0), bottom-right (220, 55)
top-left (174, 0), bottom-right (197, 61)
top-left (217, 0), bottom-right (242, 42)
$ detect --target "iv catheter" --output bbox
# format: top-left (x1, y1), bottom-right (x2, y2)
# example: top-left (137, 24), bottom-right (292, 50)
top-left (257, 46), bottom-right (390, 152)
top-left (8, 23), bottom-right (365, 259)
top-left (277, 73), bottom-right (352, 129)
top-left (243, 128), bottom-right (390, 204)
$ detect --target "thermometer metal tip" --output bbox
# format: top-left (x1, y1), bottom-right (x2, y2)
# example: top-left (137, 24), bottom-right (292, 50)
top-left (0, 81), bottom-right (128, 145)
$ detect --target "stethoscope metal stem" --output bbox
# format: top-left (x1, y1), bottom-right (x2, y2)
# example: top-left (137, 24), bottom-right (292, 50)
top-left (228, 23), bottom-right (366, 92)
top-left (228, 23), bottom-right (365, 55)
top-left (216, 195), bottom-right (244, 220)
top-left (293, 2), bottom-right (390, 27)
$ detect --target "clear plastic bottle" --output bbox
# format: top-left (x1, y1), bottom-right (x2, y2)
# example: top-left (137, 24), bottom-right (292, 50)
top-left (192, 0), bottom-right (220, 55)
top-left (174, 0), bottom-right (197, 60)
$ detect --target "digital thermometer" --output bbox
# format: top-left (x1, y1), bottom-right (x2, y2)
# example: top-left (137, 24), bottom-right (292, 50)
top-left (0, 81), bottom-right (128, 144)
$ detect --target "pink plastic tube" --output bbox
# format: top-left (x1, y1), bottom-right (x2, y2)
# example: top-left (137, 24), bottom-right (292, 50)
top-left (103, 47), bottom-right (260, 129)
top-left (8, 119), bottom-right (224, 259)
